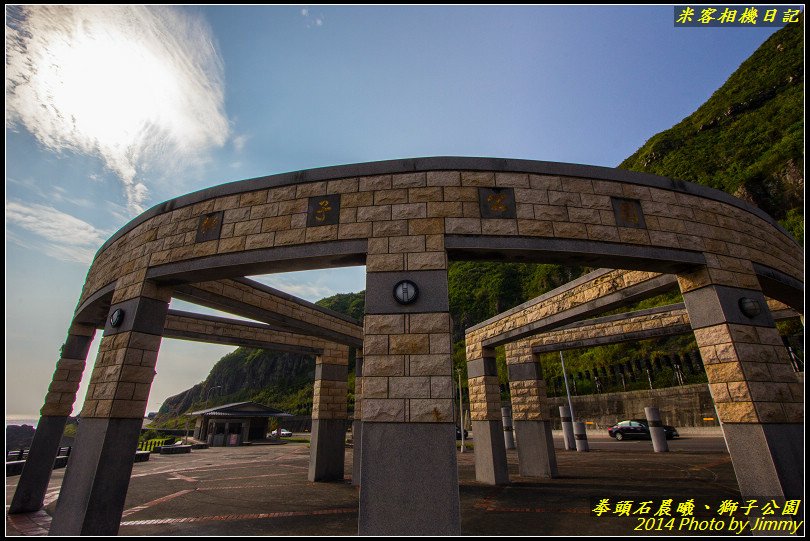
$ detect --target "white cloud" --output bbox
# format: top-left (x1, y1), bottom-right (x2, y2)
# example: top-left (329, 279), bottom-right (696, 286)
top-left (248, 267), bottom-right (366, 303)
top-left (6, 201), bottom-right (109, 264)
top-left (233, 134), bottom-right (249, 153)
top-left (5, 5), bottom-right (231, 216)
top-left (300, 7), bottom-right (324, 28)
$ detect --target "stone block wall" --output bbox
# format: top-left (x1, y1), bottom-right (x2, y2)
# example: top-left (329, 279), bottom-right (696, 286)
top-left (362, 312), bottom-right (455, 422)
top-left (78, 166), bottom-right (802, 317)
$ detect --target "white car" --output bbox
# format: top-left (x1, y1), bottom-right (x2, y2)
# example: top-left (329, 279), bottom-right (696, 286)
top-left (271, 429), bottom-right (292, 437)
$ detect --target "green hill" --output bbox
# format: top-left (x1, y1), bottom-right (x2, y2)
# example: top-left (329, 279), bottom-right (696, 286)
top-left (158, 23), bottom-right (803, 418)
top-left (620, 21), bottom-right (803, 243)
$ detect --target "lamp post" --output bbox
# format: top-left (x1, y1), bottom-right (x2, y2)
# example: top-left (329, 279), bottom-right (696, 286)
top-left (206, 385), bottom-right (222, 409)
top-left (559, 351), bottom-right (575, 423)
top-left (204, 386), bottom-right (221, 442)
top-left (456, 368), bottom-right (465, 453)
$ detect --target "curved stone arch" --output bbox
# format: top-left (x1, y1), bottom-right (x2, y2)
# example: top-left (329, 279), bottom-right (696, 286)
top-left (76, 157), bottom-right (800, 319)
top-left (17, 157), bottom-right (804, 535)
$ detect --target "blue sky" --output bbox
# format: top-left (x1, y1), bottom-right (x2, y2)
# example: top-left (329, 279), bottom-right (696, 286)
top-left (5, 6), bottom-right (783, 417)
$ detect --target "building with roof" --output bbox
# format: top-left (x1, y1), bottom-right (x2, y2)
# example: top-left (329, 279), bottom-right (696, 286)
top-left (189, 402), bottom-right (292, 446)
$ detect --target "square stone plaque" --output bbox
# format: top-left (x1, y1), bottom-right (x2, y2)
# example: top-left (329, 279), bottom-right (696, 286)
top-left (195, 211), bottom-right (224, 242)
top-left (478, 187), bottom-right (517, 219)
top-left (307, 194), bottom-right (341, 227)
top-left (611, 197), bottom-right (647, 229)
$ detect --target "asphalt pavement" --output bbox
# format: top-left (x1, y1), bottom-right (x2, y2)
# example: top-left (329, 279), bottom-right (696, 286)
top-left (7, 434), bottom-right (752, 536)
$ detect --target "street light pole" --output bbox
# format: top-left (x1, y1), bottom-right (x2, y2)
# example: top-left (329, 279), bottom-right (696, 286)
top-left (206, 385), bottom-right (222, 409)
top-left (560, 351), bottom-right (575, 422)
top-left (204, 385), bottom-right (222, 441)
top-left (456, 368), bottom-right (465, 453)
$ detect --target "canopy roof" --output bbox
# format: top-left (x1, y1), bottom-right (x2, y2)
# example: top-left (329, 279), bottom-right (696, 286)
top-left (189, 401), bottom-right (292, 418)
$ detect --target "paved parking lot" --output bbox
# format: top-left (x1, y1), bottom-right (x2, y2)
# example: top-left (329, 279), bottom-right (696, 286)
top-left (7, 434), bottom-right (748, 536)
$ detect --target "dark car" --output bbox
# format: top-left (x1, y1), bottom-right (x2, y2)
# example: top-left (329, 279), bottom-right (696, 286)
top-left (608, 419), bottom-right (678, 441)
top-left (456, 426), bottom-right (469, 440)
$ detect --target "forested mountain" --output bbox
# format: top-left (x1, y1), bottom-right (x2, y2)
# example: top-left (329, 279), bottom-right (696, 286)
top-left (621, 21), bottom-right (803, 243)
top-left (158, 22), bottom-right (803, 418)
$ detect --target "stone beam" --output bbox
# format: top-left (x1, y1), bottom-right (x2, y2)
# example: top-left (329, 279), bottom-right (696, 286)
top-left (530, 304), bottom-right (690, 354)
top-left (163, 310), bottom-right (325, 355)
top-left (172, 277), bottom-right (363, 348)
top-left (467, 269), bottom-right (679, 350)
top-left (529, 301), bottom-right (799, 354)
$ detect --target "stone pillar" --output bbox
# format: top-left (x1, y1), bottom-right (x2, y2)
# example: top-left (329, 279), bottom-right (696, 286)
top-left (505, 341), bottom-right (557, 479)
top-left (573, 422), bottom-right (589, 452)
top-left (309, 344), bottom-right (349, 482)
top-left (467, 344), bottom-right (509, 485)
top-left (559, 406), bottom-right (576, 451)
top-left (501, 406), bottom-right (515, 449)
top-left (678, 263), bottom-right (803, 503)
top-left (10, 323), bottom-right (96, 514)
top-left (352, 356), bottom-right (363, 486)
top-left (359, 253), bottom-right (460, 534)
top-left (644, 406), bottom-right (669, 452)
top-left (49, 284), bottom-right (171, 536)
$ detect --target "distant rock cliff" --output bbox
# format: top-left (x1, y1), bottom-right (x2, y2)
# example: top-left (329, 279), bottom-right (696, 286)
top-left (159, 349), bottom-right (317, 416)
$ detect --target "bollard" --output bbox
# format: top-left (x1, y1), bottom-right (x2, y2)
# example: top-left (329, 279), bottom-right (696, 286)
top-left (559, 406), bottom-right (575, 450)
top-left (573, 422), bottom-right (589, 452)
top-left (502, 406), bottom-right (515, 450)
top-left (644, 406), bottom-right (669, 452)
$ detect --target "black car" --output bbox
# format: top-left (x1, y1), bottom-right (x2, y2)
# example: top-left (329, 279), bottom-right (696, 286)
top-left (608, 419), bottom-right (678, 441)
top-left (456, 426), bottom-right (469, 440)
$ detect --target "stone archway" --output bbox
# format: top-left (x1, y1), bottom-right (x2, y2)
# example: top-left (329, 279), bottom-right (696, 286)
top-left (11, 157), bottom-right (803, 535)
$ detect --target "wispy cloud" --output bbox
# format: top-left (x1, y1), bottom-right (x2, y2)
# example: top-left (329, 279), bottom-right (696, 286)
top-left (233, 134), bottom-right (249, 153)
top-left (300, 6), bottom-right (324, 28)
top-left (6, 6), bottom-right (231, 215)
top-left (253, 278), bottom-right (337, 302)
top-left (6, 201), bottom-right (109, 264)
top-left (249, 268), bottom-right (365, 303)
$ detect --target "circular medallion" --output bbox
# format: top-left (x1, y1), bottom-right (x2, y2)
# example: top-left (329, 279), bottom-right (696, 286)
top-left (109, 308), bottom-right (125, 328)
top-left (393, 280), bottom-right (419, 305)
top-left (738, 297), bottom-right (762, 319)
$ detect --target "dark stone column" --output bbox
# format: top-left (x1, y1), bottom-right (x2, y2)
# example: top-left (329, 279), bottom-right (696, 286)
top-left (49, 288), bottom-right (171, 535)
top-left (513, 420), bottom-right (557, 477)
top-left (10, 324), bottom-right (96, 514)
top-left (309, 347), bottom-right (349, 482)
top-left (506, 351), bottom-right (558, 479)
top-left (359, 267), bottom-right (460, 534)
top-left (467, 352), bottom-right (509, 485)
top-left (679, 271), bottom-right (803, 503)
top-left (359, 423), bottom-right (459, 535)
top-left (352, 356), bottom-right (363, 486)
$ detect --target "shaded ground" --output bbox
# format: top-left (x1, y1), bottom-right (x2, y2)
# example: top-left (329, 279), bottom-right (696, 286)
top-left (7, 435), bottom-right (753, 536)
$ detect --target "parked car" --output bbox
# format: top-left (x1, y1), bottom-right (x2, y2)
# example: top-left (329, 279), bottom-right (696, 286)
top-left (456, 426), bottom-right (469, 440)
top-left (608, 419), bottom-right (678, 441)
top-left (271, 428), bottom-right (292, 437)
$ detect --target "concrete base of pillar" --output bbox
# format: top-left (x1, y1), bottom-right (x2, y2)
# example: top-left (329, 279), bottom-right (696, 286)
top-left (472, 420), bottom-right (509, 485)
top-left (9, 416), bottom-right (68, 514)
top-left (352, 420), bottom-right (363, 486)
top-left (308, 419), bottom-right (346, 482)
top-left (514, 420), bottom-right (558, 478)
top-left (49, 417), bottom-right (142, 535)
top-left (358, 422), bottom-right (459, 535)
top-left (722, 423), bottom-right (803, 501)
